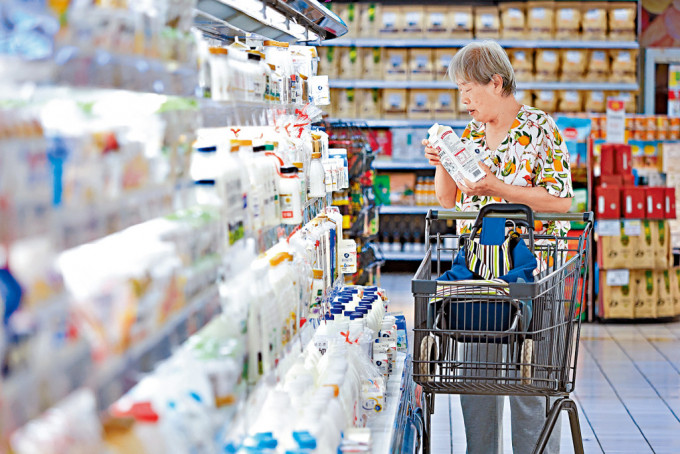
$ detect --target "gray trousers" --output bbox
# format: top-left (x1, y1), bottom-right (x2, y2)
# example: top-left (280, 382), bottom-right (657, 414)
top-left (458, 343), bottom-right (561, 454)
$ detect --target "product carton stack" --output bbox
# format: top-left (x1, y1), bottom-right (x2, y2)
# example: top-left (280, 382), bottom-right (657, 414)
top-left (597, 143), bottom-right (679, 319)
top-left (663, 142), bottom-right (680, 248)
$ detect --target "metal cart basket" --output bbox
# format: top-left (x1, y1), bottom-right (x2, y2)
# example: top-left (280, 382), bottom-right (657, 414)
top-left (412, 205), bottom-right (593, 454)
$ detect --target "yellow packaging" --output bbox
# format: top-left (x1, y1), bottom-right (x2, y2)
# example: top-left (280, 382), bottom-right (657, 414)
top-left (672, 268), bottom-right (680, 315)
top-left (600, 271), bottom-right (635, 319)
top-left (606, 91), bottom-right (637, 113)
top-left (581, 3), bottom-right (608, 41)
top-left (534, 90), bottom-right (557, 112)
top-left (409, 49), bottom-right (434, 81)
top-left (510, 49), bottom-right (534, 82)
top-left (653, 220), bottom-right (671, 270)
top-left (361, 47), bottom-right (383, 80)
top-left (632, 269), bottom-right (658, 318)
top-left (584, 90), bottom-right (606, 113)
top-left (450, 6), bottom-right (474, 39)
top-left (656, 270), bottom-right (675, 317)
top-left (425, 6), bottom-right (452, 39)
top-left (382, 89), bottom-right (407, 119)
top-left (557, 90), bottom-right (583, 113)
top-left (434, 49), bottom-right (457, 80)
top-left (515, 89), bottom-right (532, 106)
top-left (585, 50), bottom-right (609, 82)
top-left (555, 3), bottom-right (582, 40)
top-left (474, 6), bottom-right (500, 39)
top-left (384, 48), bottom-right (408, 81)
top-left (379, 6), bottom-right (404, 38)
top-left (402, 6), bottom-right (425, 38)
top-left (600, 222), bottom-right (632, 269)
top-left (432, 90), bottom-right (456, 117)
top-left (358, 3), bottom-right (381, 38)
top-left (560, 49), bottom-right (586, 81)
top-left (535, 49), bottom-right (560, 82)
top-left (336, 88), bottom-right (358, 118)
top-left (608, 2), bottom-right (637, 41)
top-left (630, 220), bottom-right (655, 269)
top-left (408, 90), bottom-right (433, 120)
top-left (527, 1), bottom-right (555, 40)
top-left (356, 89), bottom-right (381, 119)
top-left (334, 3), bottom-right (358, 39)
top-left (500, 3), bottom-right (526, 39)
top-left (610, 50), bottom-right (637, 84)
top-left (337, 46), bottom-right (360, 80)
top-left (318, 46), bottom-right (338, 79)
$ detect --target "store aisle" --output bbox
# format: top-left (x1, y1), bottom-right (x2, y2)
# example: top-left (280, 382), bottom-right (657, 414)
top-left (381, 272), bottom-right (680, 453)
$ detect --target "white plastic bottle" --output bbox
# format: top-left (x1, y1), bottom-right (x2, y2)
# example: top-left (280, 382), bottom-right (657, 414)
top-left (217, 141), bottom-right (248, 246)
top-left (292, 161), bottom-right (306, 209)
top-left (308, 152), bottom-right (325, 198)
top-left (278, 166), bottom-right (303, 225)
top-left (238, 140), bottom-right (264, 231)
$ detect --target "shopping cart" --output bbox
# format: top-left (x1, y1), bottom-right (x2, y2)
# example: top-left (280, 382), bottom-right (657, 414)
top-left (412, 204), bottom-right (593, 454)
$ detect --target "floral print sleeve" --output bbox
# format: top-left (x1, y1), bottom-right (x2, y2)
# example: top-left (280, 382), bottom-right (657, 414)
top-left (534, 116), bottom-right (574, 199)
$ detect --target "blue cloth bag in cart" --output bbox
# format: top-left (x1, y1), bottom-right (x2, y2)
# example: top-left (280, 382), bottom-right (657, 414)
top-left (435, 217), bottom-right (537, 333)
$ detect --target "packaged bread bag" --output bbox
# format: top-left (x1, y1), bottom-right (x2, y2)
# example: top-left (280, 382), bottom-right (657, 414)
top-left (606, 91), bottom-right (637, 113)
top-left (515, 90), bottom-right (533, 106)
top-left (408, 90), bottom-right (433, 120)
top-left (581, 3), bottom-right (608, 41)
top-left (379, 5), bottom-right (404, 38)
top-left (450, 6), bottom-right (474, 39)
top-left (610, 49), bottom-right (637, 84)
top-left (409, 49), bottom-right (434, 81)
top-left (358, 3), bottom-right (381, 38)
top-left (434, 49), bottom-right (457, 80)
top-left (535, 49), bottom-right (560, 82)
top-left (403, 6), bottom-right (425, 38)
top-left (474, 6), bottom-right (500, 39)
top-left (426, 6), bottom-right (452, 39)
top-left (608, 2), bottom-right (637, 41)
top-left (561, 49), bottom-right (587, 81)
top-left (384, 48), bottom-right (408, 81)
top-left (383, 89), bottom-right (408, 119)
top-left (584, 90), bottom-right (606, 113)
top-left (500, 2), bottom-right (526, 39)
top-left (585, 50), bottom-right (609, 82)
top-left (510, 49), bottom-right (534, 82)
top-left (534, 90), bottom-right (558, 112)
top-left (361, 47), bottom-right (383, 80)
top-left (557, 90), bottom-right (583, 113)
top-left (555, 2), bottom-right (582, 40)
top-left (527, 1), bottom-right (555, 40)
top-left (432, 90), bottom-right (456, 118)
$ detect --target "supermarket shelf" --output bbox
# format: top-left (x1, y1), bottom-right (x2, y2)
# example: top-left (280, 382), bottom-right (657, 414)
top-left (382, 250), bottom-right (451, 261)
top-left (373, 160), bottom-right (434, 170)
top-left (330, 80), bottom-right (640, 91)
top-left (323, 38), bottom-right (639, 49)
top-left (379, 205), bottom-right (438, 215)
top-left (327, 118), bottom-right (469, 128)
top-left (200, 99), bottom-right (304, 127)
top-left (370, 352), bottom-right (407, 454)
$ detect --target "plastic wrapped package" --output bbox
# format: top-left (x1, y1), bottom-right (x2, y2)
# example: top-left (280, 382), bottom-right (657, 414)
top-left (584, 90), bottom-right (606, 113)
top-left (560, 49), bottom-right (587, 81)
top-left (608, 2), bottom-right (637, 41)
top-left (534, 49), bottom-right (560, 82)
top-left (555, 2), bottom-right (582, 40)
top-left (408, 90), bottom-right (433, 120)
top-left (432, 90), bottom-right (457, 118)
top-left (425, 6), bottom-right (453, 39)
top-left (408, 49), bottom-right (434, 81)
top-left (500, 2), bottom-right (526, 39)
top-left (356, 89), bottom-right (381, 119)
top-left (585, 50), bottom-right (609, 82)
top-left (515, 89), bottom-right (533, 107)
top-left (557, 90), bottom-right (583, 113)
top-left (317, 46), bottom-right (338, 79)
top-left (402, 6), bottom-right (425, 38)
top-left (606, 91), bottom-right (637, 113)
top-left (336, 88), bottom-right (358, 119)
top-left (384, 48), bottom-right (408, 81)
top-left (510, 49), bottom-right (534, 82)
top-left (336, 47), bottom-right (360, 80)
top-left (474, 6), bottom-right (500, 39)
top-left (433, 49), bottom-right (457, 80)
top-left (527, 1), bottom-right (555, 40)
top-left (610, 49), bottom-right (638, 83)
top-left (581, 3), bottom-right (608, 41)
top-left (534, 90), bottom-right (558, 113)
top-left (450, 6), bottom-right (474, 39)
top-left (378, 5), bottom-right (404, 38)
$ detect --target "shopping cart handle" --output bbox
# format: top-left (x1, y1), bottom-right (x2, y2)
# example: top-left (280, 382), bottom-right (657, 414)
top-left (428, 209), bottom-right (594, 224)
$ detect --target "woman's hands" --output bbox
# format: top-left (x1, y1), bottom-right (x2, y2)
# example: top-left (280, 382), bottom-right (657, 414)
top-left (457, 162), bottom-right (504, 197)
top-left (422, 139), bottom-right (441, 166)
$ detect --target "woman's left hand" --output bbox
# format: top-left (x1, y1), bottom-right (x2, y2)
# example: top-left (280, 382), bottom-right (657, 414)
top-left (459, 162), bottom-right (504, 197)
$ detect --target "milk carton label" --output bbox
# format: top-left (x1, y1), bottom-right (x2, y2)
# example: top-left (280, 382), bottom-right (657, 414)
top-left (428, 123), bottom-right (485, 184)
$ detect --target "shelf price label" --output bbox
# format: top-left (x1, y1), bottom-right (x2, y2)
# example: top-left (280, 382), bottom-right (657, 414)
top-left (606, 269), bottom-right (630, 287)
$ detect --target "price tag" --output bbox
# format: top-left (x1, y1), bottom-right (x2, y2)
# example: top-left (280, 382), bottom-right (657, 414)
top-left (624, 220), bottom-right (642, 236)
top-left (606, 269), bottom-right (630, 287)
top-left (597, 220), bottom-right (621, 236)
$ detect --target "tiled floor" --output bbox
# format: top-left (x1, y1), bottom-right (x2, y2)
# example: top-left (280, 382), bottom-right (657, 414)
top-left (381, 272), bottom-right (680, 453)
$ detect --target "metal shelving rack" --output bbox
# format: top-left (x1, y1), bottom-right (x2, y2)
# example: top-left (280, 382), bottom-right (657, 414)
top-left (329, 79), bottom-right (640, 91)
top-left (322, 38), bottom-right (640, 50)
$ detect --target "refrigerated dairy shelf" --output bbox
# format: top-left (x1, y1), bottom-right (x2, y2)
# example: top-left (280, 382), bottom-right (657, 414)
top-left (329, 80), bottom-right (640, 91)
top-left (322, 38), bottom-right (639, 49)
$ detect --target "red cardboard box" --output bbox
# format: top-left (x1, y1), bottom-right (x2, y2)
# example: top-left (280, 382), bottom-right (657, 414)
top-left (665, 187), bottom-right (677, 219)
top-left (600, 144), bottom-right (616, 176)
top-left (622, 187), bottom-right (645, 218)
top-left (646, 187), bottom-right (666, 219)
top-left (599, 175), bottom-right (623, 187)
top-left (622, 174), bottom-right (635, 186)
top-left (596, 186), bottom-right (621, 219)
top-left (615, 144), bottom-right (633, 175)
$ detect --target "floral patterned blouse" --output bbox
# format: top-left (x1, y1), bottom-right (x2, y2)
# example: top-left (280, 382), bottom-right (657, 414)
top-left (455, 105), bottom-right (574, 237)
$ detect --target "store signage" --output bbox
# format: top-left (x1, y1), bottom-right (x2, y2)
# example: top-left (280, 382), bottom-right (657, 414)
top-left (606, 269), bottom-right (630, 287)
top-left (606, 98), bottom-right (626, 144)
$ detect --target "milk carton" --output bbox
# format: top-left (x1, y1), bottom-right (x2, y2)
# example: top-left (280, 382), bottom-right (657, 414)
top-left (427, 123), bottom-right (486, 183)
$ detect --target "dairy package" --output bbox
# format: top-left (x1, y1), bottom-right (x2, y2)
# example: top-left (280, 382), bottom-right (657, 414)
top-left (427, 123), bottom-right (486, 183)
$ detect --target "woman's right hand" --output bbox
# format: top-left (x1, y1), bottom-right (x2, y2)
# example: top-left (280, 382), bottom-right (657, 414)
top-left (422, 139), bottom-right (440, 166)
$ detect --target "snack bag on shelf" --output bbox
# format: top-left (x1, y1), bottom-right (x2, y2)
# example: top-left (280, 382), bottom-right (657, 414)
top-left (581, 3), bottom-right (608, 41)
top-left (408, 90), bottom-right (433, 120)
top-left (632, 269), bottom-right (658, 319)
top-left (358, 2), bottom-right (381, 38)
top-left (610, 49), bottom-right (637, 84)
top-left (434, 49), bottom-right (457, 80)
top-left (534, 90), bottom-right (558, 112)
top-left (426, 6), bottom-right (453, 39)
top-left (432, 90), bottom-right (457, 118)
top-left (378, 5), bottom-right (404, 38)
top-left (408, 49), bottom-right (434, 81)
top-left (600, 271), bottom-right (634, 319)
top-left (606, 91), bottom-right (637, 113)
top-left (555, 2), bottom-right (582, 40)
top-left (382, 89), bottom-right (407, 120)
top-left (510, 49), bottom-right (534, 82)
top-left (527, 1), bottom-right (555, 40)
top-left (318, 46), bottom-right (338, 79)
top-left (560, 49), bottom-right (586, 81)
top-left (336, 88), bottom-right (358, 118)
top-left (608, 2), bottom-right (637, 41)
top-left (535, 49), bottom-right (559, 82)
top-left (656, 270), bottom-right (675, 317)
top-left (402, 6), bottom-right (425, 38)
top-left (474, 6), bottom-right (500, 39)
top-left (337, 46), bottom-right (360, 80)
top-left (384, 48), bottom-right (408, 81)
top-left (584, 91), bottom-right (606, 113)
top-left (357, 89), bottom-right (381, 119)
top-left (361, 47), bottom-right (383, 80)
top-left (500, 2), bottom-right (526, 39)
top-left (557, 90), bottom-right (583, 113)
top-left (585, 50), bottom-right (609, 82)
top-left (450, 6), bottom-right (474, 39)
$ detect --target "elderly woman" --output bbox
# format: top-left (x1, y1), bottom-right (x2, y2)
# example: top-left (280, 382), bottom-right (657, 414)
top-left (423, 41), bottom-right (573, 454)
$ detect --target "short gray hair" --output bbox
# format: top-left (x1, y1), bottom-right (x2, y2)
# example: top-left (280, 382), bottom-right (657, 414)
top-left (448, 41), bottom-right (516, 96)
